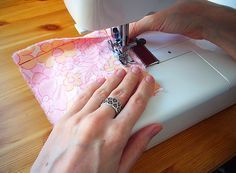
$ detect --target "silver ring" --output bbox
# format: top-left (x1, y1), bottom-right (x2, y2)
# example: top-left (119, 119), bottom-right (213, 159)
top-left (101, 97), bottom-right (122, 116)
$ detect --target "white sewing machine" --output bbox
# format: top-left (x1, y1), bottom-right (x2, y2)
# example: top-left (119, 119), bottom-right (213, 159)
top-left (64, 0), bottom-right (236, 149)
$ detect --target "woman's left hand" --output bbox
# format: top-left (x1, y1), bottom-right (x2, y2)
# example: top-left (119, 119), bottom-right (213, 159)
top-left (31, 67), bottom-right (162, 173)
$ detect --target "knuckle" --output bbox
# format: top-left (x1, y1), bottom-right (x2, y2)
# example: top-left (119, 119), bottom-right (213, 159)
top-left (132, 94), bottom-right (146, 106)
top-left (84, 116), bottom-right (97, 126)
top-left (79, 92), bottom-right (90, 102)
top-left (78, 117), bottom-right (102, 139)
top-left (94, 88), bottom-right (109, 100)
top-left (127, 74), bottom-right (139, 84)
top-left (111, 88), bottom-right (129, 100)
top-left (84, 113), bottom-right (104, 130)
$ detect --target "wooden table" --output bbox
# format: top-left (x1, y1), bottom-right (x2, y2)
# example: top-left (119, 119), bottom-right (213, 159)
top-left (0, 0), bottom-right (235, 172)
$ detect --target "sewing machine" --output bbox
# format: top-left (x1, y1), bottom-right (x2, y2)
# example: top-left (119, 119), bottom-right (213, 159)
top-left (64, 0), bottom-right (236, 149)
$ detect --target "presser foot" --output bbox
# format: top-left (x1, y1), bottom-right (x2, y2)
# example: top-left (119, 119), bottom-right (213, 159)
top-left (108, 40), bottom-right (136, 66)
top-left (108, 25), bottom-right (159, 67)
top-left (108, 38), bottom-right (159, 67)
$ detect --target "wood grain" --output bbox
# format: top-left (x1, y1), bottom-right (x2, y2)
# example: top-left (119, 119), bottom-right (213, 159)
top-left (0, 0), bottom-right (235, 172)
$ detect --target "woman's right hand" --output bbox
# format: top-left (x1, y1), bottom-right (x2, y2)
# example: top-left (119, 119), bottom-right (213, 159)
top-left (130, 0), bottom-right (212, 39)
top-left (130, 0), bottom-right (236, 59)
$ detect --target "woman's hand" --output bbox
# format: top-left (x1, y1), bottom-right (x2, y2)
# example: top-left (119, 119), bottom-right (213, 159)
top-left (31, 67), bottom-right (162, 173)
top-left (130, 0), bottom-right (236, 59)
top-left (130, 0), bottom-right (212, 39)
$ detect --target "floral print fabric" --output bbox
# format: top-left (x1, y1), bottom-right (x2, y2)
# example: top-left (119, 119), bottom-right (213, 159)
top-left (12, 31), bottom-right (145, 124)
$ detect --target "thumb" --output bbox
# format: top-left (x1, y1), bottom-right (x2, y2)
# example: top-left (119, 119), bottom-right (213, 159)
top-left (117, 123), bottom-right (162, 173)
top-left (129, 15), bottom-right (156, 38)
top-left (129, 7), bottom-right (170, 38)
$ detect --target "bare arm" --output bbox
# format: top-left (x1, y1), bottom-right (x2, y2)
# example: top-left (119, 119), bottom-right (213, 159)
top-left (130, 0), bottom-right (236, 59)
top-left (204, 2), bottom-right (236, 59)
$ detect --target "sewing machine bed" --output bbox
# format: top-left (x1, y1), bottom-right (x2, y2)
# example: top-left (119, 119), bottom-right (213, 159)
top-left (132, 32), bottom-right (236, 149)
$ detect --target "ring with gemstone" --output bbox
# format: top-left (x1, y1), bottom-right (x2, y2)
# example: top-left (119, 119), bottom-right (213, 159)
top-left (101, 97), bottom-right (122, 117)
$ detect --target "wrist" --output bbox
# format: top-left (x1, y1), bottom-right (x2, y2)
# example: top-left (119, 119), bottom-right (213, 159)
top-left (200, 1), bottom-right (219, 41)
top-left (202, 1), bottom-right (236, 59)
top-left (202, 2), bottom-right (236, 41)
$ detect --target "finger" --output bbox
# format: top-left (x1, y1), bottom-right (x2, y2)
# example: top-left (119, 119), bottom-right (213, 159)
top-left (117, 75), bottom-right (155, 130)
top-left (129, 15), bottom-right (155, 38)
top-left (63, 78), bottom-right (106, 118)
top-left (79, 68), bottom-right (126, 115)
top-left (129, 8), bottom-right (170, 38)
top-left (117, 124), bottom-right (162, 173)
top-left (98, 66), bottom-right (142, 119)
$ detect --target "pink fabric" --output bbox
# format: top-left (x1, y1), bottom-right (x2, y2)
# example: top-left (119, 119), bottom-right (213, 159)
top-left (12, 31), bottom-right (145, 124)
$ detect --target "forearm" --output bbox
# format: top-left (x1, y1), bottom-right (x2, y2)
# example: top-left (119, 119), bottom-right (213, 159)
top-left (130, 0), bottom-right (236, 59)
top-left (203, 2), bottom-right (236, 60)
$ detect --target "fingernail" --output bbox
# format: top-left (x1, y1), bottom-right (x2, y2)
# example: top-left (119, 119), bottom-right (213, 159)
top-left (149, 125), bottom-right (162, 138)
top-left (115, 69), bottom-right (126, 77)
top-left (131, 66), bottom-right (141, 74)
top-left (145, 75), bottom-right (155, 84)
top-left (97, 78), bottom-right (106, 84)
